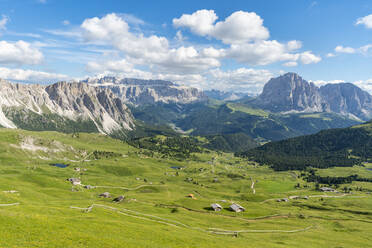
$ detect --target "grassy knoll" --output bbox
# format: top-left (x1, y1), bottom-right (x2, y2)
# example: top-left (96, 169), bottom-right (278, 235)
top-left (0, 129), bottom-right (371, 247)
top-left (226, 103), bottom-right (269, 117)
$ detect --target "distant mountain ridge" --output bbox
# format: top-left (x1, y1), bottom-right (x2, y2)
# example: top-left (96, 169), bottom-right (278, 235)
top-left (85, 76), bottom-right (207, 105)
top-left (0, 79), bottom-right (134, 134)
top-left (204, 89), bottom-right (251, 101)
top-left (252, 72), bottom-right (372, 121)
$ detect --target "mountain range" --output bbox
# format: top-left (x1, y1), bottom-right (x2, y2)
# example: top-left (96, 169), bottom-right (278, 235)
top-left (251, 72), bottom-right (372, 121)
top-left (0, 72), bottom-right (371, 148)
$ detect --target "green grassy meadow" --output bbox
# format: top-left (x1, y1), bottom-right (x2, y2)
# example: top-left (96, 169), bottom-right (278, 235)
top-left (0, 129), bottom-right (371, 247)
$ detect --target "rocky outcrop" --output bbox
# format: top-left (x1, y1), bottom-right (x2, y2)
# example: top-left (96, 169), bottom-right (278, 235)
top-left (84, 77), bottom-right (207, 105)
top-left (255, 73), bottom-right (328, 113)
top-left (319, 83), bottom-right (372, 120)
top-left (254, 73), bottom-right (372, 121)
top-left (0, 79), bottom-right (134, 134)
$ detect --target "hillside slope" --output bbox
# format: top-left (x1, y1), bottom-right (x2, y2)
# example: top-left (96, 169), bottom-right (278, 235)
top-left (238, 121), bottom-right (372, 170)
top-left (0, 128), bottom-right (371, 247)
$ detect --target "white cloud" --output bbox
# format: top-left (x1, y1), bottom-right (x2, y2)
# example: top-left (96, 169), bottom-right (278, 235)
top-left (6, 31), bottom-right (41, 38)
top-left (283, 61), bottom-right (298, 67)
top-left (62, 20), bottom-right (70, 26)
top-left (335, 45), bottom-right (356, 54)
top-left (85, 59), bottom-right (152, 79)
top-left (86, 59), bottom-right (134, 73)
top-left (299, 51), bottom-right (321, 64)
top-left (287, 40), bottom-right (302, 51)
top-left (173, 10), bottom-right (218, 37)
top-left (356, 14), bottom-right (372, 29)
top-left (326, 53), bottom-right (335, 58)
top-left (334, 44), bottom-right (372, 55)
top-left (0, 40), bottom-right (43, 65)
top-left (173, 10), bottom-right (269, 44)
top-left (76, 12), bottom-right (320, 89)
top-left (206, 68), bottom-right (273, 93)
top-left (81, 13), bottom-right (129, 41)
top-left (359, 44), bottom-right (372, 55)
top-left (175, 30), bottom-right (185, 42)
top-left (0, 15), bottom-right (8, 30)
top-left (120, 13), bottom-right (145, 26)
top-left (353, 79), bottom-right (372, 93)
top-left (173, 10), bottom-right (318, 66)
top-left (0, 67), bottom-right (68, 82)
top-left (311, 79), bottom-right (344, 87)
top-left (226, 40), bottom-right (299, 66)
top-left (81, 13), bottom-right (220, 74)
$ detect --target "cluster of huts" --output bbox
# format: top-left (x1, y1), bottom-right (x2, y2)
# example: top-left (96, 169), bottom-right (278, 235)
top-left (66, 178), bottom-right (124, 202)
top-left (210, 203), bottom-right (245, 212)
top-left (99, 192), bottom-right (125, 202)
top-left (277, 195), bottom-right (309, 202)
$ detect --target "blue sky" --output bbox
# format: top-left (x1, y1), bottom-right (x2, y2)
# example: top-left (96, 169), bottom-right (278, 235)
top-left (0, 0), bottom-right (372, 93)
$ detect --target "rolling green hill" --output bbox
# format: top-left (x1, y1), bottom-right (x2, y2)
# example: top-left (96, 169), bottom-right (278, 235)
top-left (0, 128), bottom-right (371, 247)
top-left (132, 101), bottom-right (360, 146)
top-left (238, 121), bottom-right (372, 171)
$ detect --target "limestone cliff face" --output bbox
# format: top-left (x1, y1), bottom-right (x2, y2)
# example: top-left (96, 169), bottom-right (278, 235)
top-left (256, 73), bottom-right (328, 113)
top-left (319, 83), bottom-right (372, 120)
top-left (0, 79), bottom-right (134, 133)
top-left (254, 73), bottom-right (372, 121)
top-left (84, 77), bottom-right (207, 105)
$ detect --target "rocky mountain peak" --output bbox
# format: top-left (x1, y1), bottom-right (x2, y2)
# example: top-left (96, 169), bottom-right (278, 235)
top-left (84, 76), bottom-right (206, 105)
top-left (253, 73), bottom-right (372, 121)
top-left (256, 72), bottom-right (326, 112)
top-left (0, 79), bottom-right (135, 134)
top-left (319, 82), bottom-right (372, 120)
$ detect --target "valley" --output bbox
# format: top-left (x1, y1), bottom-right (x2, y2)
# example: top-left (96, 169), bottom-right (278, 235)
top-left (0, 73), bottom-right (371, 247)
top-left (0, 129), bottom-right (371, 247)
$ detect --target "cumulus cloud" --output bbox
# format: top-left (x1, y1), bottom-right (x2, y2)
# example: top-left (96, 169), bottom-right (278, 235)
top-left (353, 79), bottom-right (372, 93)
top-left (311, 79), bottom-right (345, 87)
top-left (173, 10), bottom-right (319, 66)
top-left (76, 12), bottom-right (321, 90)
top-left (299, 51), bottom-right (322, 64)
top-left (0, 67), bottom-right (68, 82)
top-left (86, 59), bottom-right (134, 73)
top-left (287, 40), bottom-right (302, 51)
top-left (226, 40), bottom-right (313, 66)
top-left (0, 40), bottom-right (43, 65)
top-left (334, 44), bottom-right (372, 55)
top-left (335, 45), bottom-right (356, 54)
top-left (326, 53), bottom-right (335, 58)
top-left (356, 14), bottom-right (372, 29)
top-left (206, 68), bottom-right (273, 93)
top-left (81, 13), bottom-right (220, 74)
top-left (173, 10), bottom-right (269, 44)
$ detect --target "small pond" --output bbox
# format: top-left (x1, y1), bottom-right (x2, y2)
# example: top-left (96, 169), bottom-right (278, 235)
top-left (50, 163), bottom-right (69, 168)
top-left (170, 166), bottom-right (184, 170)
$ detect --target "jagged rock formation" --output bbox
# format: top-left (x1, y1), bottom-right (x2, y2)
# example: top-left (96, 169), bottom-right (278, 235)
top-left (319, 83), bottom-right (372, 120)
top-left (0, 79), bottom-right (134, 134)
top-left (253, 73), bottom-right (372, 121)
top-left (254, 73), bottom-right (328, 113)
top-left (84, 77), bottom-right (207, 105)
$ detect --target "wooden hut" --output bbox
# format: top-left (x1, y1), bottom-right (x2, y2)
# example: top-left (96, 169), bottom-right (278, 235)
top-left (230, 203), bottom-right (245, 212)
top-left (211, 203), bottom-right (223, 211)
